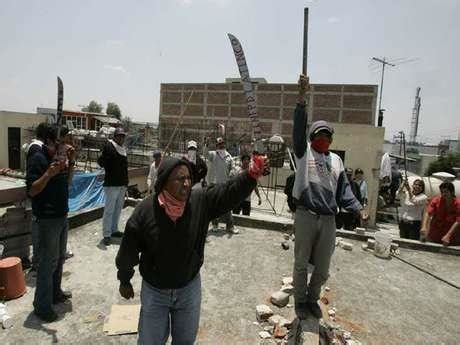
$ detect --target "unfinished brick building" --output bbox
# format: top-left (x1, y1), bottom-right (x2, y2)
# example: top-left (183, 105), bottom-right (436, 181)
top-left (158, 79), bottom-right (377, 151)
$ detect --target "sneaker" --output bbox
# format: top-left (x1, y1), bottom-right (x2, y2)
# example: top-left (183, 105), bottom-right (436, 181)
top-left (306, 301), bottom-right (323, 319)
top-left (111, 231), bottom-right (124, 238)
top-left (53, 290), bottom-right (72, 304)
top-left (103, 237), bottom-right (111, 246)
top-left (227, 227), bottom-right (239, 234)
top-left (295, 302), bottom-right (309, 320)
top-left (34, 309), bottom-right (58, 323)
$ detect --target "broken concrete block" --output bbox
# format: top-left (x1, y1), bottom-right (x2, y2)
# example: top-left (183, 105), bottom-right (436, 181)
top-left (283, 233), bottom-right (290, 240)
top-left (281, 241), bottom-right (290, 250)
top-left (290, 234), bottom-right (295, 242)
top-left (335, 237), bottom-right (342, 246)
top-left (264, 325), bottom-right (274, 332)
top-left (280, 284), bottom-right (294, 295)
top-left (325, 286), bottom-right (331, 292)
top-left (355, 227), bottom-right (366, 235)
top-left (339, 241), bottom-right (353, 251)
top-left (367, 239), bottom-right (375, 249)
top-left (268, 315), bottom-right (283, 326)
top-left (273, 324), bottom-right (288, 338)
top-left (258, 331), bottom-right (271, 339)
top-left (270, 291), bottom-right (290, 308)
top-left (282, 277), bottom-right (293, 285)
top-left (256, 305), bottom-right (274, 322)
top-left (268, 315), bottom-right (291, 328)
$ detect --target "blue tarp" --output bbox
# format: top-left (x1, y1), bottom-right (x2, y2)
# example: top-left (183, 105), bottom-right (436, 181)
top-left (69, 172), bottom-right (105, 212)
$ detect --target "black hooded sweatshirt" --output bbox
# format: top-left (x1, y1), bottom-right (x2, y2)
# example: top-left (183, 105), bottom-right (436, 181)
top-left (115, 157), bottom-right (257, 289)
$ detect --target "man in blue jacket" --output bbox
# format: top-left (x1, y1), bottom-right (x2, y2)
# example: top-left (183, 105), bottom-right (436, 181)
top-left (292, 75), bottom-right (368, 319)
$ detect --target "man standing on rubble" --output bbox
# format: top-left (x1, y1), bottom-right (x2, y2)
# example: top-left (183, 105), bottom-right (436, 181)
top-left (98, 127), bottom-right (128, 246)
top-left (292, 75), bottom-right (368, 319)
top-left (115, 155), bottom-right (269, 344)
top-left (26, 122), bottom-right (75, 322)
top-left (204, 137), bottom-right (238, 233)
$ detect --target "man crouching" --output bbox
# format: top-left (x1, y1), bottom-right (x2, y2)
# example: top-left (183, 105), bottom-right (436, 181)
top-left (115, 155), bottom-right (268, 344)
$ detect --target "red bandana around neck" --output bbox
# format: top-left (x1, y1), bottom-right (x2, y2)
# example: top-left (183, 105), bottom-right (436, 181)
top-left (158, 190), bottom-right (186, 222)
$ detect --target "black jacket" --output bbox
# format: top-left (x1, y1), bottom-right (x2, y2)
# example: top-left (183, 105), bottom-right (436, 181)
top-left (98, 141), bottom-right (128, 187)
top-left (26, 146), bottom-right (69, 218)
top-left (116, 171), bottom-right (257, 289)
top-left (188, 155), bottom-right (208, 185)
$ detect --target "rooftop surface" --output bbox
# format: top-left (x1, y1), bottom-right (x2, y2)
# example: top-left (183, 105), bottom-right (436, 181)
top-left (0, 207), bottom-right (459, 344)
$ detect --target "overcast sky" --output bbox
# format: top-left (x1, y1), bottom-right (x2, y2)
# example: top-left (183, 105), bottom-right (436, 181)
top-left (1, 0), bottom-right (459, 143)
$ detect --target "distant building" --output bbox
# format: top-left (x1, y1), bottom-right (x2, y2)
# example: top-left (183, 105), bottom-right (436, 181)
top-left (159, 79), bottom-right (378, 151)
top-left (37, 107), bottom-right (120, 131)
top-left (0, 110), bottom-right (48, 170)
top-left (439, 139), bottom-right (459, 155)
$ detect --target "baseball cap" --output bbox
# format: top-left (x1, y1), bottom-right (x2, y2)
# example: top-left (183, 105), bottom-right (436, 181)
top-left (187, 140), bottom-right (197, 149)
top-left (309, 120), bottom-right (334, 140)
top-left (114, 127), bottom-right (126, 136)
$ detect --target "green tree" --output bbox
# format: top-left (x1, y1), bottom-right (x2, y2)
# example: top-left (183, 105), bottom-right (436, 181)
top-left (121, 116), bottom-right (132, 132)
top-left (106, 102), bottom-right (122, 119)
top-left (425, 152), bottom-right (460, 176)
top-left (82, 100), bottom-right (103, 113)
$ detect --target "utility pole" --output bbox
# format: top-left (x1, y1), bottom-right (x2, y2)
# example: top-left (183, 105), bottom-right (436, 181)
top-left (372, 57), bottom-right (395, 127)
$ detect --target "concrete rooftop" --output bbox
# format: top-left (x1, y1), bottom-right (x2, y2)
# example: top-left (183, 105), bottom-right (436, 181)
top-left (0, 207), bottom-right (459, 344)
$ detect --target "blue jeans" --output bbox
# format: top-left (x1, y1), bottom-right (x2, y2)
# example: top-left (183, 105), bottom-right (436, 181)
top-left (33, 217), bottom-right (68, 314)
top-left (138, 274), bottom-right (201, 345)
top-left (102, 186), bottom-right (127, 238)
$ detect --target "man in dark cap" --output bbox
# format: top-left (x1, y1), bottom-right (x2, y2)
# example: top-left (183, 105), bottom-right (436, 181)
top-left (292, 75), bottom-right (368, 320)
top-left (98, 127), bottom-right (128, 245)
top-left (115, 155), bottom-right (268, 344)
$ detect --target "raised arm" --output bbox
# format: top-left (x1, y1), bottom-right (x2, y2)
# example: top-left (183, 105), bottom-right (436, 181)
top-left (205, 172), bottom-right (257, 220)
top-left (293, 75), bottom-right (310, 158)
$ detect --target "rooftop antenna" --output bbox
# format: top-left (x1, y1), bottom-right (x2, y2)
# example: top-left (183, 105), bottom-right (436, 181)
top-left (409, 87), bottom-right (421, 144)
top-left (370, 56), bottom-right (419, 127)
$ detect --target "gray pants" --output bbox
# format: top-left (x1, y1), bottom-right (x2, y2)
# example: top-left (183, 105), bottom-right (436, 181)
top-left (293, 208), bottom-right (336, 304)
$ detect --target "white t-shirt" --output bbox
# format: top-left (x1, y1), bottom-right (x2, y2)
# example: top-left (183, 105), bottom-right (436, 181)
top-left (399, 190), bottom-right (427, 221)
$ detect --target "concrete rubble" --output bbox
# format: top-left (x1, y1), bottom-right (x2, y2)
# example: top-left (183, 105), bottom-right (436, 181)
top-left (256, 304), bottom-right (274, 322)
top-left (337, 239), bottom-right (353, 251)
top-left (270, 291), bottom-right (290, 308)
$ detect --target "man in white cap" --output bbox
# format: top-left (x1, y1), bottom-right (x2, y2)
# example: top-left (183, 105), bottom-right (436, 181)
top-left (98, 127), bottom-right (128, 246)
top-left (185, 140), bottom-right (207, 188)
top-left (204, 137), bottom-right (238, 233)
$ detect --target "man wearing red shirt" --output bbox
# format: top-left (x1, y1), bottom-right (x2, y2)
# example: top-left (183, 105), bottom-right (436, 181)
top-left (421, 182), bottom-right (460, 246)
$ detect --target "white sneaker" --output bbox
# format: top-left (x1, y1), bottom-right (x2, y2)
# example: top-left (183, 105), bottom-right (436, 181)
top-left (228, 227), bottom-right (239, 234)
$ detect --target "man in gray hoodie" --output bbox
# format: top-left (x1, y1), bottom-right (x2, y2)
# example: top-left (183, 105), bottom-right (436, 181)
top-left (292, 75), bottom-right (368, 319)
